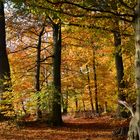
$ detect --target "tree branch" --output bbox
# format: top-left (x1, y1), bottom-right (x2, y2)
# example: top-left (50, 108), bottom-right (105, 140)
top-left (44, 0), bottom-right (134, 19)
top-left (65, 22), bottom-right (133, 37)
top-left (118, 100), bottom-right (134, 117)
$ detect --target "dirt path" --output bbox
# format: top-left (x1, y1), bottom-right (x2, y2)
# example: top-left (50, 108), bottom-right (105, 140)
top-left (0, 116), bottom-right (128, 140)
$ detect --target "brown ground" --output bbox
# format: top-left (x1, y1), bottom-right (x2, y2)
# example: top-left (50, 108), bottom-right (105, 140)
top-left (0, 115), bottom-right (129, 140)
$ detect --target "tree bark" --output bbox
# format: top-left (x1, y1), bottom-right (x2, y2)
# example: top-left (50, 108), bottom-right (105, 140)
top-left (35, 27), bottom-right (45, 120)
top-left (75, 95), bottom-right (78, 112)
top-left (0, 1), bottom-right (11, 91)
top-left (82, 94), bottom-right (86, 112)
top-left (110, 0), bottom-right (126, 118)
top-left (86, 65), bottom-right (94, 113)
top-left (113, 26), bottom-right (126, 118)
top-left (92, 48), bottom-right (99, 114)
top-left (51, 23), bottom-right (63, 126)
top-left (62, 91), bottom-right (68, 114)
top-left (127, 1), bottom-right (140, 139)
top-left (0, 1), bottom-right (11, 119)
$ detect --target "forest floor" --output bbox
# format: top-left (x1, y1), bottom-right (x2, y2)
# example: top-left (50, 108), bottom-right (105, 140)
top-left (0, 115), bottom-right (129, 140)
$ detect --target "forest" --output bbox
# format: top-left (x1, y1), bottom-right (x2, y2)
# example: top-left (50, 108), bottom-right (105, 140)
top-left (0, 0), bottom-right (140, 140)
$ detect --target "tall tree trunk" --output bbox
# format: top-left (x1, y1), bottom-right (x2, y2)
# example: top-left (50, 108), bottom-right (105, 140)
top-left (127, 1), bottom-right (140, 139)
top-left (35, 27), bottom-right (45, 120)
top-left (0, 1), bottom-right (11, 91)
top-left (111, 0), bottom-right (126, 118)
top-left (93, 48), bottom-right (99, 114)
top-left (86, 65), bottom-right (94, 113)
top-left (0, 1), bottom-right (11, 118)
top-left (51, 23), bottom-right (63, 126)
top-left (113, 27), bottom-right (126, 118)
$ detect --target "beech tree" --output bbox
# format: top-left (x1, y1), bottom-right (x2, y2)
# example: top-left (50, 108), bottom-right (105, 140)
top-left (85, 64), bottom-right (94, 113)
top-left (36, 26), bottom-right (45, 119)
top-left (128, 0), bottom-right (140, 139)
top-left (113, 20), bottom-right (126, 117)
top-left (0, 1), bottom-right (11, 89)
top-left (92, 47), bottom-right (99, 114)
top-left (51, 21), bottom-right (63, 126)
top-left (0, 1), bottom-right (11, 117)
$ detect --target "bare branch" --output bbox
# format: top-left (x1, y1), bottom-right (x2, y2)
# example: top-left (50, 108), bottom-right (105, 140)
top-left (118, 100), bottom-right (134, 117)
top-left (40, 55), bottom-right (53, 62)
top-left (65, 22), bottom-right (133, 37)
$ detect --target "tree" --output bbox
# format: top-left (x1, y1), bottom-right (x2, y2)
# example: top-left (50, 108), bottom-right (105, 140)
top-left (51, 21), bottom-right (63, 126)
top-left (92, 47), bottom-right (99, 114)
top-left (85, 65), bottom-right (94, 113)
top-left (0, 1), bottom-right (11, 89)
top-left (35, 26), bottom-right (45, 119)
top-left (0, 1), bottom-right (11, 117)
top-left (127, 0), bottom-right (140, 139)
top-left (110, 1), bottom-right (127, 118)
top-left (113, 20), bottom-right (126, 117)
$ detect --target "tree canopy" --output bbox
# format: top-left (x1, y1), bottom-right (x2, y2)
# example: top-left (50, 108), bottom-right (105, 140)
top-left (0, 0), bottom-right (139, 139)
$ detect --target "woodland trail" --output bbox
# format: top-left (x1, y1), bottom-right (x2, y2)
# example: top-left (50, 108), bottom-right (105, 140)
top-left (0, 115), bottom-right (128, 140)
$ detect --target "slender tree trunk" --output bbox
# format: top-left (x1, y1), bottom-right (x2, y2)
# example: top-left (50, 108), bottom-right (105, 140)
top-left (63, 91), bottom-right (68, 114)
top-left (104, 102), bottom-right (108, 113)
top-left (51, 23), bottom-right (63, 126)
top-left (92, 48), bottom-right (99, 114)
top-left (86, 65), bottom-right (94, 113)
top-left (0, 1), bottom-right (11, 118)
top-left (35, 27), bottom-right (45, 119)
top-left (128, 1), bottom-right (140, 139)
top-left (82, 95), bottom-right (86, 112)
top-left (113, 27), bottom-right (126, 118)
top-left (75, 95), bottom-right (78, 112)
